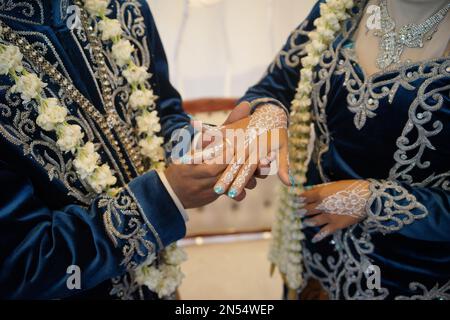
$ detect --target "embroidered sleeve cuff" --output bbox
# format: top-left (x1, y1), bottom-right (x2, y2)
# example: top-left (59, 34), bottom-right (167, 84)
top-left (128, 171), bottom-right (187, 247)
top-left (242, 97), bottom-right (290, 120)
top-left (99, 171), bottom-right (186, 270)
top-left (363, 179), bottom-right (428, 234)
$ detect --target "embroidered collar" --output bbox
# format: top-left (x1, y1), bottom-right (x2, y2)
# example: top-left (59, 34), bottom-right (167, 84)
top-left (0, 0), bottom-right (71, 26)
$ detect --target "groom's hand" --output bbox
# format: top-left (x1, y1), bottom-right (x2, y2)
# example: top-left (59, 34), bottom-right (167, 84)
top-left (164, 163), bottom-right (253, 209)
top-left (223, 101), bottom-right (252, 125)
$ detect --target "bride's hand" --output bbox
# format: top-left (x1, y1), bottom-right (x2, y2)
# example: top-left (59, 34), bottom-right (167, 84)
top-left (299, 180), bottom-right (370, 243)
top-left (213, 104), bottom-right (291, 198)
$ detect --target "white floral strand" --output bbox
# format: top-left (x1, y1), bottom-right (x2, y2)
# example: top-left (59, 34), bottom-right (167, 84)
top-left (0, 41), bottom-right (117, 194)
top-left (88, 1), bottom-right (164, 169)
top-left (270, 0), bottom-right (355, 291)
top-left (134, 243), bottom-right (188, 299)
top-left (85, 0), bottom-right (184, 297)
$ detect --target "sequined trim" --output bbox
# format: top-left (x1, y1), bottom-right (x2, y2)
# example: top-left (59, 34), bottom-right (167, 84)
top-left (0, 0), bottom-right (44, 25)
top-left (98, 185), bottom-right (161, 270)
top-left (396, 281), bottom-right (450, 300)
top-left (364, 179), bottom-right (428, 234)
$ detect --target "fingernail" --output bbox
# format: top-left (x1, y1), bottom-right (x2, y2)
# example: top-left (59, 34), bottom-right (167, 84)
top-left (312, 231), bottom-right (330, 244)
top-left (304, 185), bottom-right (314, 191)
top-left (228, 188), bottom-right (238, 198)
top-left (214, 185), bottom-right (224, 195)
top-left (181, 155), bottom-right (191, 164)
top-left (297, 209), bottom-right (308, 217)
top-left (303, 219), bottom-right (317, 227)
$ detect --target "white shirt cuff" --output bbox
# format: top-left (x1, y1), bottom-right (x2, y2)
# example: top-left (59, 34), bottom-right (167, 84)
top-left (156, 171), bottom-right (189, 222)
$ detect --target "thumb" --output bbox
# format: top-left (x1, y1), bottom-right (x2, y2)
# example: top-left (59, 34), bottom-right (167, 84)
top-left (223, 101), bottom-right (251, 125)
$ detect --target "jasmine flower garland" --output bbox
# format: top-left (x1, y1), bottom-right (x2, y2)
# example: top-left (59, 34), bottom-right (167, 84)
top-left (82, 0), bottom-right (185, 297)
top-left (269, 0), bottom-right (355, 292)
top-left (0, 40), bottom-right (117, 195)
top-left (0, 0), bottom-right (186, 299)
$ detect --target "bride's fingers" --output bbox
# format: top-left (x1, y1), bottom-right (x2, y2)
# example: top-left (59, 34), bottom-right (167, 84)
top-left (213, 157), bottom-right (244, 195)
top-left (303, 213), bottom-right (329, 228)
top-left (227, 160), bottom-right (259, 198)
top-left (312, 225), bottom-right (334, 244)
top-left (213, 131), bottom-right (256, 195)
top-left (256, 151), bottom-right (277, 176)
top-left (303, 202), bottom-right (322, 216)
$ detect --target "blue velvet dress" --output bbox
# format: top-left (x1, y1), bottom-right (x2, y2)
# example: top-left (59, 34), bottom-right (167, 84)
top-left (0, 1), bottom-right (189, 299)
top-left (240, 0), bottom-right (450, 300)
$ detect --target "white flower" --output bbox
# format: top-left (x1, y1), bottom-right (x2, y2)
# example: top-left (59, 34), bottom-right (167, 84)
top-left (138, 264), bottom-right (184, 299)
top-left (139, 136), bottom-right (164, 161)
top-left (297, 82), bottom-right (313, 96)
top-left (111, 39), bottom-right (134, 67)
top-left (73, 142), bottom-right (100, 179)
top-left (84, 0), bottom-right (109, 17)
top-left (135, 265), bottom-right (162, 294)
top-left (162, 244), bottom-right (188, 265)
top-left (136, 111), bottom-right (161, 135)
top-left (123, 64), bottom-right (150, 85)
top-left (311, 39), bottom-right (327, 53)
top-left (0, 45), bottom-right (23, 75)
top-left (315, 27), bottom-right (336, 42)
top-left (56, 124), bottom-right (84, 153)
top-left (98, 18), bottom-right (122, 41)
top-left (157, 265), bottom-right (184, 298)
top-left (11, 73), bottom-right (47, 104)
top-left (36, 98), bottom-right (67, 131)
top-left (301, 55), bottom-right (320, 68)
top-left (315, 14), bottom-right (341, 32)
top-left (87, 164), bottom-right (117, 193)
top-left (323, 1), bottom-right (344, 12)
top-left (151, 161), bottom-right (166, 171)
top-left (300, 68), bottom-right (313, 81)
top-left (293, 97), bottom-right (312, 109)
top-left (343, 0), bottom-right (354, 9)
top-left (128, 89), bottom-right (156, 110)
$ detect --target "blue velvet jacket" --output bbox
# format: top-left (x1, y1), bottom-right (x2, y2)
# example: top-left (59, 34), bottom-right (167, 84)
top-left (241, 1), bottom-right (450, 300)
top-left (0, 1), bottom-right (189, 299)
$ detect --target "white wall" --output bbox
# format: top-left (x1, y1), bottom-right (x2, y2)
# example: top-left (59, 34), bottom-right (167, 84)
top-left (148, 0), bottom-right (316, 99)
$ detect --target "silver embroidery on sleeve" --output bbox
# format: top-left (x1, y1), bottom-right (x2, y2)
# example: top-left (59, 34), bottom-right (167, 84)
top-left (268, 20), bottom-right (309, 74)
top-left (389, 61), bottom-right (450, 189)
top-left (364, 180), bottom-right (428, 234)
top-left (395, 281), bottom-right (450, 300)
top-left (99, 186), bottom-right (161, 270)
top-left (298, 1), bottom-right (449, 300)
top-left (0, 0), bottom-right (44, 25)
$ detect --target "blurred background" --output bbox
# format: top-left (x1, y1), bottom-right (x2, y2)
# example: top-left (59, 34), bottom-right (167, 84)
top-left (148, 0), bottom-right (316, 299)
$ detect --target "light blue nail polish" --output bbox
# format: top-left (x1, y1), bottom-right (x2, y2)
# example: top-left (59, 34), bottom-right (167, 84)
top-left (228, 188), bottom-right (238, 198)
top-left (305, 185), bottom-right (314, 191)
top-left (288, 169), bottom-right (298, 193)
top-left (297, 209), bottom-right (308, 217)
top-left (214, 186), bottom-right (224, 195)
top-left (181, 155), bottom-right (191, 164)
